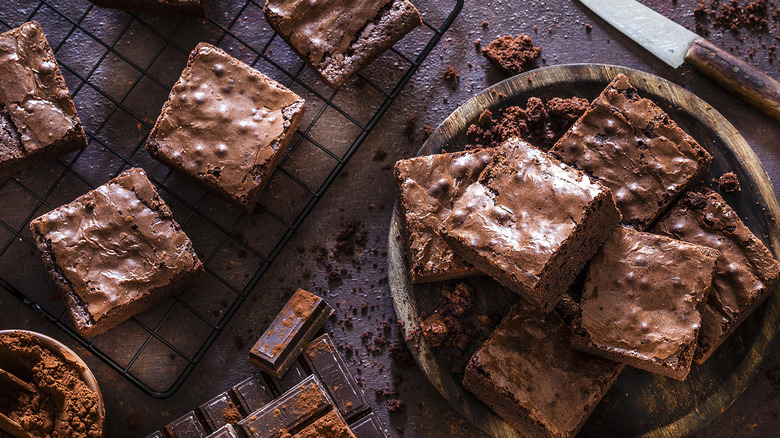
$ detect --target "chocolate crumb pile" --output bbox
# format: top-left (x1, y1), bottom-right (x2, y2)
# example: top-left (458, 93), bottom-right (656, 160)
top-left (0, 331), bottom-right (103, 438)
top-left (466, 96), bottom-right (589, 149)
top-left (482, 34), bottom-right (541, 75)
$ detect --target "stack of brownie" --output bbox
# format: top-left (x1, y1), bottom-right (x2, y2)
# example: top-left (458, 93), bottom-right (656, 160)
top-left (146, 289), bottom-right (386, 438)
top-left (394, 73), bottom-right (780, 437)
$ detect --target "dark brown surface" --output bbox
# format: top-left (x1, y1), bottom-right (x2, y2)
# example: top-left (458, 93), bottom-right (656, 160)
top-left (4, 1), bottom-right (780, 437)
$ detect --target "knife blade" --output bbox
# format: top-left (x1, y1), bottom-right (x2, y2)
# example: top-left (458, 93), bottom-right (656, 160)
top-left (580, 0), bottom-right (780, 121)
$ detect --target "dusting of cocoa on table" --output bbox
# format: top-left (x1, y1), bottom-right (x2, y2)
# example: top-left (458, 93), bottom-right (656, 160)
top-left (0, 331), bottom-right (103, 438)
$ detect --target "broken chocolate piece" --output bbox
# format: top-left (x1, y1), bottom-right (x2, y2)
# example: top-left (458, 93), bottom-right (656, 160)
top-left (165, 412), bottom-right (208, 438)
top-left (249, 289), bottom-right (334, 378)
top-left (230, 375), bottom-right (274, 416)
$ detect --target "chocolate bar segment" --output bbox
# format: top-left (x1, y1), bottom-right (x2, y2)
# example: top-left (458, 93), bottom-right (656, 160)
top-left (249, 289), bottom-right (334, 378)
top-left (230, 375), bottom-right (274, 416)
top-left (293, 409), bottom-right (355, 438)
top-left (237, 375), bottom-right (333, 437)
top-left (269, 359), bottom-right (310, 393)
top-left (349, 413), bottom-right (387, 438)
top-left (145, 431), bottom-right (166, 438)
top-left (206, 424), bottom-right (240, 438)
top-left (304, 334), bottom-right (368, 421)
top-left (165, 411), bottom-right (208, 438)
top-left (198, 391), bottom-right (241, 432)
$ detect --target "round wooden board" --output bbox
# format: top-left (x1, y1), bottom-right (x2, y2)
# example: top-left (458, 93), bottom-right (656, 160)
top-left (387, 64), bottom-right (780, 438)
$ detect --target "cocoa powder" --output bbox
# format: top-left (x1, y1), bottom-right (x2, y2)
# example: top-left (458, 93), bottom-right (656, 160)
top-left (0, 332), bottom-right (103, 438)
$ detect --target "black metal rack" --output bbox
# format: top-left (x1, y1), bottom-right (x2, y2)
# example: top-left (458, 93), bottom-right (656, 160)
top-left (0, 0), bottom-right (462, 397)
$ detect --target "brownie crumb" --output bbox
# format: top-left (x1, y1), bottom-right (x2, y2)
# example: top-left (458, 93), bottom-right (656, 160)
top-left (389, 341), bottom-right (416, 368)
top-left (466, 96), bottom-right (588, 149)
top-left (423, 125), bottom-right (435, 139)
top-left (438, 282), bottom-right (474, 317)
top-left (716, 172), bottom-right (741, 192)
top-left (482, 35), bottom-right (541, 76)
top-left (481, 19), bottom-right (489, 29)
top-left (387, 399), bottom-right (406, 413)
top-left (584, 23), bottom-right (592, 32)
top-left (682, 191), bottom-right (709, 210)
top-left (402, 115), bottom-right (416, 141)
top-left (442, 66), bottom-right (459, 82)
top-left (420, 313), bottom-right (449, 347)
top-left (373, 148), bottom-right (387, 161)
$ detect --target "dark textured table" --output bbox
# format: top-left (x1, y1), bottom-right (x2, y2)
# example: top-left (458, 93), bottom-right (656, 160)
top-left (2, 0), bottom-right (780, 437)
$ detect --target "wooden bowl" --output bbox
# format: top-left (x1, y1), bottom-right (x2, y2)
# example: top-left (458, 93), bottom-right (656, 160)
top-left (0, 329), bottom-right (106, 436)
top-left (388, 64), bottom-right (780, 437)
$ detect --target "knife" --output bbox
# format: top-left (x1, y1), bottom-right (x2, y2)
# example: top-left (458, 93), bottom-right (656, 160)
top-left (580, 0), bottom-right (780, 121)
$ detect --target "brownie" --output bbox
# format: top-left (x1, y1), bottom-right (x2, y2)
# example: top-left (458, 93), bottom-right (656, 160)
top-left (463, 302), bottom-right (624, 438)
top-left (0, 21), bottom-right (87, 180)
top-left (87, 0), bottom-right (206, 16)
top-left (572, 226), bottom-right (718, 380)
top-left (440, 137), bottom-right (621, 311)
top-left (292, 409), bottom-right (355, 438)
top-left (716, 172), bottom-right (741, 192)
top-left (654, 187), bottom-right (780, 363)
top-left (29, 167), bottom-right (203, 337)
top-left (393, 148), bottom-right (495, 283)
top-left (481, 35), bottom-right (541, 76)
top-left (146, 43), bottom-right (305, 211)
top-left (263, 0), bottom-right (422, 89)
top-left (550, 73), bottom-right (712, 230)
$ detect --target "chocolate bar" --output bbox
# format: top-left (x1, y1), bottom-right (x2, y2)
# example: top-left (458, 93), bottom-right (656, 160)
top-left (249, 289), bottom-right (334, 378)
top-left (304, 334), bottom-right (368, 421)
top-left (348, 413), bottom-right (387, 438)
top-left (206, 424), bottom-right (240, 438)
top-left (165, 411), bottom-right (208, 438)
top-left (198, 391), bottom-right (240, 432)
top-left (230, 374), bottom-right (274, 416)
top-left (145, 431), bottom-right (166, 438)
top-left (237, 375), bottom-right (333, 437)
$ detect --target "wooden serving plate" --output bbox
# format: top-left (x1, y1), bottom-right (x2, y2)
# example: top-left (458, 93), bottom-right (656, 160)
top-left (387, 64), bottom-right (780, 437)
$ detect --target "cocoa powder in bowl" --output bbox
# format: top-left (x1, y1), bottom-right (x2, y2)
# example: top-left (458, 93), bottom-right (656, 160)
top-left (0, 331), bottom-right (104, 438)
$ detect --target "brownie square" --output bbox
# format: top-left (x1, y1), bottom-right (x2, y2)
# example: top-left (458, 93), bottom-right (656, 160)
top-left (0, 21), bottom-right (87, 180)
top-left (87, 0), bottom-right (206, 16)
top-left (263, 0), bottom-right (422, 89)
top-left (654, 187), bottom-right (780, 363)
top-left (463, 302), bottom-right (623, 438)
top-left (393, 148), bottom-right (495, 283)
top-left (440, 137), bottom-right (621, 311)
top-left (30, 167), bottom-right (203, 338)
top-left (146, 43), bottom-right (306, 211)
top-left (550, 73), bottom-right (712, 230)
top-left (572, 226), bottom-right (718, 380)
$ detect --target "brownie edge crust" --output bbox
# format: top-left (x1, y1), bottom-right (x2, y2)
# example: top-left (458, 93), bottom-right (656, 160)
top-left (30, 168), bottom-right (203, 338)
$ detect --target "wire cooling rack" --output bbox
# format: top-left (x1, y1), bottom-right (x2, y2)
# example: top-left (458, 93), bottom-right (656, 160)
top-left (0, 0), bottom-right (462, 397)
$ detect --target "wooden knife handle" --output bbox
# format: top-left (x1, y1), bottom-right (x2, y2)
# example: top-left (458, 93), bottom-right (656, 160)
top-left (685, 37), bottom-right (780, 121)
